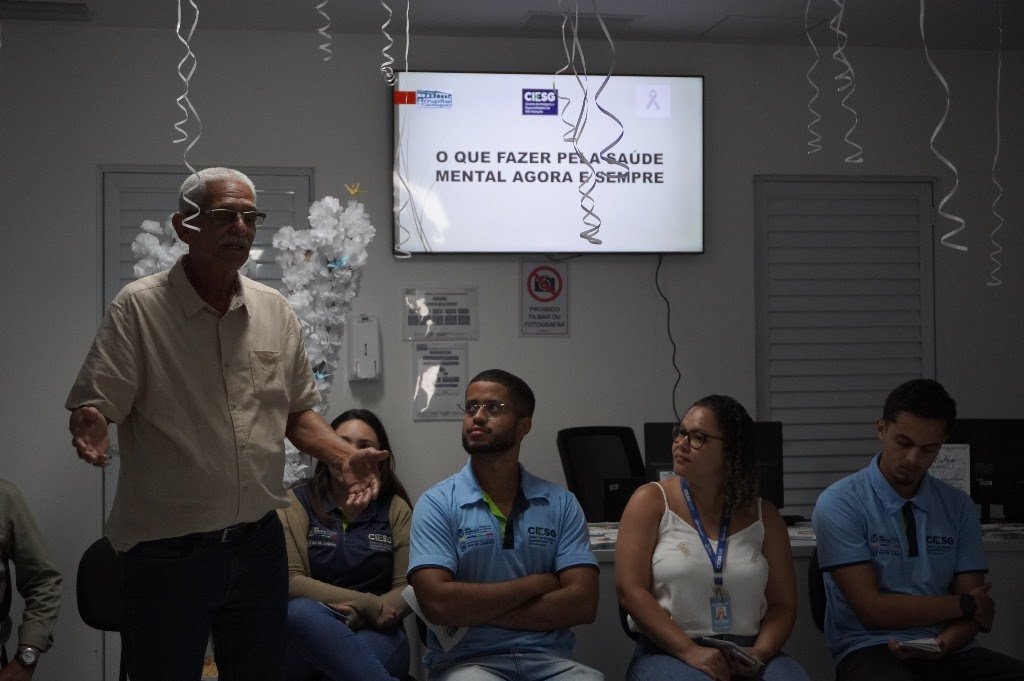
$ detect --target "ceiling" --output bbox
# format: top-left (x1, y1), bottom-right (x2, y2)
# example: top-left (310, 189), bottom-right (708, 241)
top-left (1, 0), bottom-right (1020, 50)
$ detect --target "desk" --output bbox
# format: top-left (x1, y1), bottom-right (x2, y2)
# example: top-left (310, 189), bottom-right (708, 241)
top-left (573, 525), bottom-right (1024, 681)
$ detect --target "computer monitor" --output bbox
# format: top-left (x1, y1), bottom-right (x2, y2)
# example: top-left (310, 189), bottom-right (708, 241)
top-left (754, 422), bottom-right (785, 511)
top-left (947, 418), bottom-right (1024, 523)
top-left (643, 421), bottom-right (785, 509)
top-left (642, 422), bottom-right (677, 480)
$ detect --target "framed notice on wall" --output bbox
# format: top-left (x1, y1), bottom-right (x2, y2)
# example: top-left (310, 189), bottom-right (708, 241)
top-left (412, 342), bottom-right (469, 421)
top-left (521, 260), bottom-right (569, 336)
top-left (403, 288), bottom-right (479, 340)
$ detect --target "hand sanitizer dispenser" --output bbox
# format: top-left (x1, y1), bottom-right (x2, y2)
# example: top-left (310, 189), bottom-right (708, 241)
top-left (348, 314), bottom-right (381, 381)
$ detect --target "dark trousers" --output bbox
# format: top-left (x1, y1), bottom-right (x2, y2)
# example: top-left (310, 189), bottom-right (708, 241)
top-left (119, 512), bottom-right (288, 681)
top-left (837, 644), bottom-right (1024, 681)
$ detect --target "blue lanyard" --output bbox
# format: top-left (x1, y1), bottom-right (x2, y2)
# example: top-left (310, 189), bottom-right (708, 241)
top-left (680, 478), bottom-right (730, 587)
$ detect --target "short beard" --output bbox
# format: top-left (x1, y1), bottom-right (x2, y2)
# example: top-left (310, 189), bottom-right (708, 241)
top-left (462, 432), bottom-right (515, 455)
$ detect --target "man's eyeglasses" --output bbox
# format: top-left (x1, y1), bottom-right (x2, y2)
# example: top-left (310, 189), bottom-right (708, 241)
top-left (201, 208), bottom-right (267, 227)
top-left (671, 425), bottom-right (725, 450)
top-left (458, 400), bottom-right (507, 418)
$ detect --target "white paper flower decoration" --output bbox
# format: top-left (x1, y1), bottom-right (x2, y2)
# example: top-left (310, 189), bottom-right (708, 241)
top-left (274, 197), bottom-right (376, 484)
top-left (131, 218), bottom-right (189, 277)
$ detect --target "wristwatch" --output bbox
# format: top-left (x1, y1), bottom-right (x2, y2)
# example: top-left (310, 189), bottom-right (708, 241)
top-left (15, 645), bottom-right (40, 667)
top-left (960, 593), bottom-right (977, 619)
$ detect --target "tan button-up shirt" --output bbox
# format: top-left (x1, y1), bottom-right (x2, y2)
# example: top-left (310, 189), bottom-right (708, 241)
top-left (67, 259), bottom-right (319, 551)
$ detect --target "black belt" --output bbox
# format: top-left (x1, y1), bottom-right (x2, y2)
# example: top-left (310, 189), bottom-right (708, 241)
top-left (183, 511), bottom-right (274, 543)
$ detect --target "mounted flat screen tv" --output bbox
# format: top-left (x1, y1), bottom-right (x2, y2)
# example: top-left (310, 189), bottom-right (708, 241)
top-left (393, 71), bottom-right (704, 254)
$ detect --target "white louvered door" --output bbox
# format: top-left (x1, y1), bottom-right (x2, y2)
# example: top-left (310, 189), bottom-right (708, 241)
top-left (754, 177), bottom-right (935, 518)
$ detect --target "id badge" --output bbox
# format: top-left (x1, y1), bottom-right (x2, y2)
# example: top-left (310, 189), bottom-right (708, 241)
top-left (710, 586), bottom-right (732, 633)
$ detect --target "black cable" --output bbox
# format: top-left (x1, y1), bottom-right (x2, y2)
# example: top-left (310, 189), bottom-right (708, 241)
top-left (654, 254), bottom-right (683, 420)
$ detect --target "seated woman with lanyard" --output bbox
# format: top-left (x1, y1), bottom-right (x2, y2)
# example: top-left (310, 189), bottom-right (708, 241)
top-left (616, 395), bottom-right (810, 681)
top-left (280, 409), bottom-right (413, 681)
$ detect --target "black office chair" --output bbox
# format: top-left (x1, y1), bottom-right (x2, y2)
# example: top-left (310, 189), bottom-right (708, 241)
top-left (808, 546), bottom-right (827, 632)
top-left (77, 537), bottom-right (127, 681)
top-left (556, 426), bottom-right (646, 522)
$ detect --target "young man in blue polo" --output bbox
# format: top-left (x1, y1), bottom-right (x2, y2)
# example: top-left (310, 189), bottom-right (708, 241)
top-left (812, 378), bottom-right (1024, 680)
top-left (408, 369), bottom-right (602, 680)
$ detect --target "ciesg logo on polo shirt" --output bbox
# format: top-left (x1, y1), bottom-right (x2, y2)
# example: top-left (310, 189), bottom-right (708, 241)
top-left (527, 525), bottom-right (558, 548)
top-left (368, 532), bottom-right (393, 552)
top-left (926, 534), bottom-right (955, 555)
top-left (522, 89), bottom-right (558, 115)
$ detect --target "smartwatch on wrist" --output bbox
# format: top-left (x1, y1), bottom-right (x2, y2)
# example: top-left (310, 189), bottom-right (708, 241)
top-left (15, 645), bottom-right (41, 668)
top-left (960, 593), bottom-right (977, 619)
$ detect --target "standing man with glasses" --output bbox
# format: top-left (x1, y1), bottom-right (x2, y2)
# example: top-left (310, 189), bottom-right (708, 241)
top-left (812, 379), bottom-right (1024, 680)
top-left (408, 369), bottom-right (603, 680)
top-left (66, 167), bottom-right (388, 681)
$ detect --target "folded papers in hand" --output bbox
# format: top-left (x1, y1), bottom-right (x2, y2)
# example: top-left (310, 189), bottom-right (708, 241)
top-left (898, 637), bottom-right (942, 653)
top-left (698, 637), bottom-right (764, 671)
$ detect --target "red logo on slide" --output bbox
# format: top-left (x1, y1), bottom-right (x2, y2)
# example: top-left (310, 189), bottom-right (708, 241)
top-left (393, 90), bottom-right (417, 105)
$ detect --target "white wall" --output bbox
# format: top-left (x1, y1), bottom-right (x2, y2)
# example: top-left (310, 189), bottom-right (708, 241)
top-left (0, 22), bottom-right (1020, 680)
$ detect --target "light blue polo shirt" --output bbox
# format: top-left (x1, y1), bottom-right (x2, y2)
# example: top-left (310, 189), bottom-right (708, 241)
top-left (408, 461), bottom-right (598, 669)
top-left (812, 454), bottom-right (987, 662)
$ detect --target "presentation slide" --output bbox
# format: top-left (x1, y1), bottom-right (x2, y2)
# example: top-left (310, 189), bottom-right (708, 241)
top-left (393, 72), bottom-right (703, 254)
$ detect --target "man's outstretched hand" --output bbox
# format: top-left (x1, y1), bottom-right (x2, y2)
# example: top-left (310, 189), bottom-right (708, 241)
top-left (70, 406), bottom-right (110, 467)
top-left (340, 446), bottom-right (389, 514)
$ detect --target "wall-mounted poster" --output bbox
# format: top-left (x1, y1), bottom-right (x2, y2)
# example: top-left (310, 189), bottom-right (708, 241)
top-left (412, 342), bottom-right (469, 421)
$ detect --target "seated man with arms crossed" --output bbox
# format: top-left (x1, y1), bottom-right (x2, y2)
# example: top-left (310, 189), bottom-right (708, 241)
top-left (812, 378), bottom-right (1024, 680)
top-left (408, 369), bottom-right (602, 680)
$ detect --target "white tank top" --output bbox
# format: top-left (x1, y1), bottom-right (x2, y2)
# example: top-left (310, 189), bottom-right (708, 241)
top-left (628, 482), bottom-right (768, 637)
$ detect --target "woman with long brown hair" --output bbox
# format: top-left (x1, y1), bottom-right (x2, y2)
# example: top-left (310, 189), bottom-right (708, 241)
top-left (616, 395), bottom-right (810, 681)
top-left (280, 409), bottom-right (413, 681)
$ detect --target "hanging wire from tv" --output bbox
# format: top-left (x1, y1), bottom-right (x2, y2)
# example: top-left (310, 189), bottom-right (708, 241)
top-left (654, 254), bottom-right (683, 420)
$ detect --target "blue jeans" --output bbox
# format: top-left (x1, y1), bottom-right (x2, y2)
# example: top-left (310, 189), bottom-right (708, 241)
top-left (284, 597), bottom-right (409, 681)
top-left (119, 511), bottom-right (288, 681)
top-left (429, 651), bottom-right (604, 681)
top-left (627, 635), bottom-right (811, 681)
